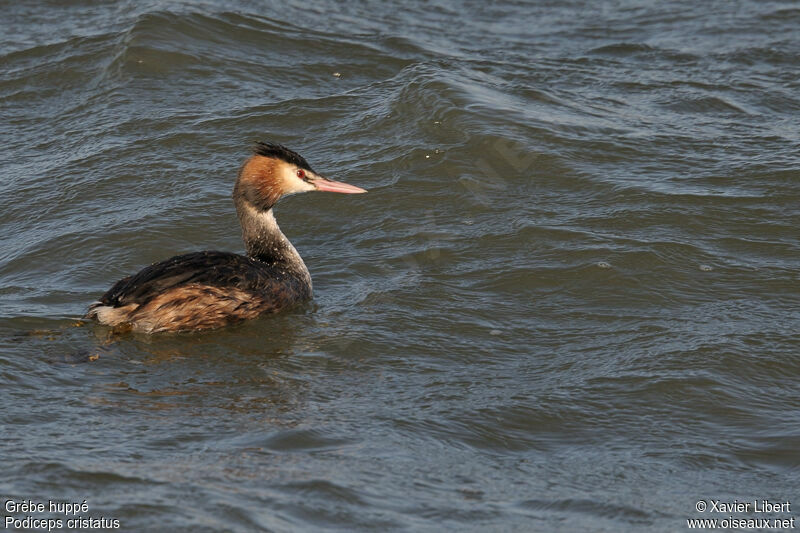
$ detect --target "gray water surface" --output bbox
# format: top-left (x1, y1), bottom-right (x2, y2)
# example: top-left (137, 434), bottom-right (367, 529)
top-left (1, 1), bottom-right (799, 531)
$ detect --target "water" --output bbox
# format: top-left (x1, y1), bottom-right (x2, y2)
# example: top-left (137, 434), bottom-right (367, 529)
top-left (1, 1), bottom-right (799, 531)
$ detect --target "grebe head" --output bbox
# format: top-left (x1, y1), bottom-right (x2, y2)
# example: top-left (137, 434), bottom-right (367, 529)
top-left (234, 142), bottom-right (366, 211)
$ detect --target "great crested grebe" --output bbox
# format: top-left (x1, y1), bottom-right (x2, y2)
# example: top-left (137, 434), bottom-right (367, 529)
top-left (86, 142), bottom-right (366, 333)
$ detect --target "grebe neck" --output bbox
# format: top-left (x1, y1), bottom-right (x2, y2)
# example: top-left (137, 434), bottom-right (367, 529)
top-left (236, 201), bottom-right (311, 285)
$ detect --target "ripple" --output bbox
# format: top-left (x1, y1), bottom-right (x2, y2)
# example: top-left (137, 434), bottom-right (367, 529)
top-left (517, 497), bottom-right (652, 524)
top-left (2, 1), bottom-right (799, 532)
top-left (662, 95), bottom-right (751, 115)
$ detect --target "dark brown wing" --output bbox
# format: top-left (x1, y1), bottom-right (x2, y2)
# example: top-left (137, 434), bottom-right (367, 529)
top-left (97, 251), bottom-right (276, 308)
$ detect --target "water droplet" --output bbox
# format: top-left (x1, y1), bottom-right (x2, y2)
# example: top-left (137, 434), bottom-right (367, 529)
top-left (597, 261), bottom-right (611, 269)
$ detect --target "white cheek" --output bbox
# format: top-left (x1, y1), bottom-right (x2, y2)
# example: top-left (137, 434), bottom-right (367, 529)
top-left (282, 168), bottom-right (316, 195)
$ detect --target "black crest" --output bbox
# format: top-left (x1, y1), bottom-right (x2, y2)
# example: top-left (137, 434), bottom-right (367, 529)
top-left (252, 141), bottom-right (314, 172)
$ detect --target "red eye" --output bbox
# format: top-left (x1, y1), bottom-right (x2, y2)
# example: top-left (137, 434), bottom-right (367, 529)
top-left (296, 169), bottom-right (305, 179)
